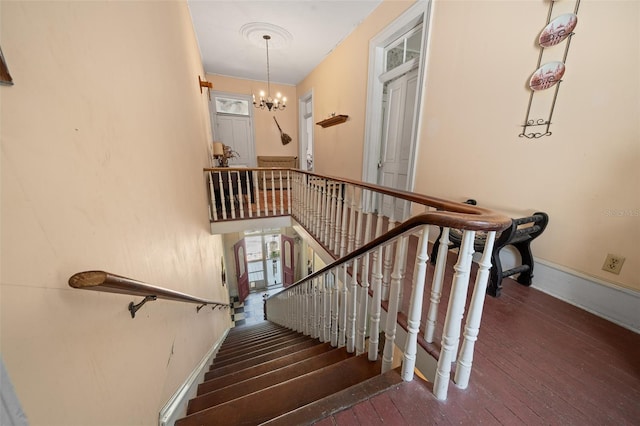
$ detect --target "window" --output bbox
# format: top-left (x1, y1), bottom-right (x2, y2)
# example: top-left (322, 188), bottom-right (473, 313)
top-left (384, 24), bottom-right (423, 73)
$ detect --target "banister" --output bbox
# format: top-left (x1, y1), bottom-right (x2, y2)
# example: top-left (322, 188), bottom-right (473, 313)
top-left (203, 167), bottom-right (510, 231)
top-left (68, 270), bottom-right (230, 318)
top-left (266, 211), bottom-right (509, 301)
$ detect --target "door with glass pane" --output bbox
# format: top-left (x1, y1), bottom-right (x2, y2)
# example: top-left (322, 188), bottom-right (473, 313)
top-left (281, 235), bottom-right (295, 287)
top-left (233, 239), bottom-right (249, 303)
top-left (245, 235), bottom-right (266, 291)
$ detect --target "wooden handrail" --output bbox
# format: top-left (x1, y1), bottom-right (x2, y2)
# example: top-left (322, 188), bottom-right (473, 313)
top-left (204, 167), bottom-right (511, 232)
top-left (69, 270), bottom-right (230, 318)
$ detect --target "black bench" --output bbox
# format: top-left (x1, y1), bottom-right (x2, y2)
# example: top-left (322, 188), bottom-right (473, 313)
top-left (430, 201), bottom-right (548, 297)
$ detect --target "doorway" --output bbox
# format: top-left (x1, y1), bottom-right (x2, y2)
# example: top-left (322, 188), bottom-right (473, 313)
top-left (299, 90), bottom-right (314, 171)
top-left (362, 2), bottom-right (432, 219)
top-left (211, 91), bottom-right (256, 167)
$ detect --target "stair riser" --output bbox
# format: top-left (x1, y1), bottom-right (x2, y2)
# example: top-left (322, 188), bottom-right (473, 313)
top-left (198, 343), bottom-right (334, 394)
top-left (223, 326), bottom-right (286, 344)
top-left (215, 333), bottom-right (305, 362)
top-left (187, 349), bottom-right (351, 414)
top-left (204, 340), bottom-right (321, 381)
top-left (176, 354), bottom-right (382, 426)
top-left (211, 336), bottom-right (311, 369)
top-left (217, 330), bottom-right (298, 355)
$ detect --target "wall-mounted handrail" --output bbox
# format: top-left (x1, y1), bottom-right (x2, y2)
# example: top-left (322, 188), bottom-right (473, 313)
top-left (68, 270), bottom-right (230, 318)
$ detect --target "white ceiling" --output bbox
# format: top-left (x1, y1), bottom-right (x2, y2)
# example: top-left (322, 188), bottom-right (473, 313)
top-left (188, 1), bottom-right (383, 86)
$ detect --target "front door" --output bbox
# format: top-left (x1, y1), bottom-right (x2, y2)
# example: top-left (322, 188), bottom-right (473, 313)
top-left (378, 69), bottom-right (418, 220)
top-left (281, 234), bottom-right (295, 287)
top-left (233, 239), bottom-right (249, 303)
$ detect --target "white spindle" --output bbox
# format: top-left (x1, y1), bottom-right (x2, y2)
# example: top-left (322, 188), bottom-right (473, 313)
top-left (339, 185), bottom-right (349, 259)
top-left (330, 270), bottom-right (339, 347)
top-left (287, 171), bottom-right (292, 215)
top-left (382, 236), bottom-right (408, 373)
top-left (355, 211), bottom-right (373, 355)
top-left (346, 256), bottom-right (358, 353)
top-left (433, 230), bottom-right (476, 400)
top-left (208, 171), bottom-right (218, 221)
top-left (324, 273), bottom-right (332, 344)
top-left (271, 171), bottom-right (277, 216)
top-left (218, 172), bottom-right (227, 220)
top-left (278, 171), bottom-right (284, 215)
top-left (425, 227), bottom-right (450, 343)
top-left (334, 184), bottom-right (343, 254)
top-left (347, 187), bottom-right (357, 253)
top-left (262, 172), bottom-right (268, 217)
top-left (381, 199), bottom-right (397, 301)
top-left (324, 182), bottom-right (332, 246)
top-left (227, 171), bottom-right (236, 219)
top-left (455, 231), bottom-right (496, 388)
top-left (401, 225), bottom-right (430, 381)
top-left (328, 183), bottom-right (337, 251)
top-left (236, 171), bottom-right (245, 219)
top-left (368, 242), bottom-right (384, 361)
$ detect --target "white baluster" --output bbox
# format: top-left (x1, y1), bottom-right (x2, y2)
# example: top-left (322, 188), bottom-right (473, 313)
top-left (433, 230), bottom-right (476, 401)
top-left (227, 170), bottom-right (236, 219)
top-left (382, 236), bottom-right (408, 373)
top-left (425, 227), bottom-right (450, 343)
top-left (279, 171), bottom-right (284, 215)
top-left (346, 256), bottom-right (357, 352)
top-left (368, 243), bottom-right (384, 361)
top-left (270, 171), bottom-right (277, 216)
top-left (455, 231), bottom-right (496, 388)
top-left (324, 182), bottom-right (332, 246)
top-left (318, 276), bottom-right (325, 342)
top-left (312, 277), bottom-right (319, 339)
top-left (347, 187), bottom-right (357, 253)
top-left (287, 171), bottom-right (292, 215)
top-left (324, 273), bottom-right (332, 343)
top-left (236, 171), bottom-right (245, 219)
top-left (401, 225), bottom-right (430, 381)
top-left (262, 172), bottom-right (268, 217)
top-left (355, 211), bottom-right (373, 355)
top-left (382, 199), bottom-right (397, 301)
top-left (339, 185), bottom-right (349, 258)
top-left (331, 270), bottom-right (339, 347)
top-left (217, 172), bottom-right (227, 220)
top-left (328, 183), bottom-right (337, 250)
top-left (208, 171), bottom-right (218, 221)
top-left (334, 184), bottom-right (343, 254)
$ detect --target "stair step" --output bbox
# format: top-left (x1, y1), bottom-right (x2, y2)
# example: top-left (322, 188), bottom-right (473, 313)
top-left (227, 322), bottom-right (286, 341)
top-left (211, 335), bottom-right (311, 369)
top-left (204, 339), bottom-right (322, 381)
top-left (262, 367), bottom-right (404, 425)
top-left (217, 330), bottom-right (299, 357)
top-left (198, 342), bottom-right (334, 394)
top-left (175, 354), bottom-right (382, 426)
top-left (223, 324), bottom-right (287, 344)
top-left (188, 348), bottom-right (352, 414)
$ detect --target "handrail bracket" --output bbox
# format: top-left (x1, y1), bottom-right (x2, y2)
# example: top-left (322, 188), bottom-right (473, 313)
top-left (129, 295), bottom-right (157, 319)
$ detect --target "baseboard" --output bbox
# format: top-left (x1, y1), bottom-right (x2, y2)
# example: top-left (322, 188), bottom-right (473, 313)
top-left (158, 329), bottom-right (229, 426)
top-left (530, 259), bottom-right (640, 334)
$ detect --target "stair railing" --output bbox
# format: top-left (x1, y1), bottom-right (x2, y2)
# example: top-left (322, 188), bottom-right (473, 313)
top-left (68, 270), bottom-right (230, 318)
top-left (204, 167), bottom-right (510, 400)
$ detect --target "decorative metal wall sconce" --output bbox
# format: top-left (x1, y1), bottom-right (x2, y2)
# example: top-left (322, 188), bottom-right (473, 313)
top-left (199, 75), bottom-right (213, 100)
top-left (520, 0), bottom-right (580, 138)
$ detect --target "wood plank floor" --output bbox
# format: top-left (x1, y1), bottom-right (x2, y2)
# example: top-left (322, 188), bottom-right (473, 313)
top-left (318, 276), bottom-right (640, 425)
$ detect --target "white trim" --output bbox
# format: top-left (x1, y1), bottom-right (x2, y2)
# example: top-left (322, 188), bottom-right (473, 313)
top-left (531, 258), bottom-right (640, 334)
top-left (210, 216), bottom-right (292, 235)
top-left (158, 329), bottom-right (229, 426)
top-left (298, 89), bottom-right (314, 172)
top-left (362, 0), bottom-right (432, 190)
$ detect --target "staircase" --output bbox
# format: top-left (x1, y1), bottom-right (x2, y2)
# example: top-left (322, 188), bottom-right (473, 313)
top-left (175, 322), bottom-right (403, 425)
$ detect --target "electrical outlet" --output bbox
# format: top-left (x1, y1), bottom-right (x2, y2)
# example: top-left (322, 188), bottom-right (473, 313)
top-left (602, 254), bottom-right (625, 275)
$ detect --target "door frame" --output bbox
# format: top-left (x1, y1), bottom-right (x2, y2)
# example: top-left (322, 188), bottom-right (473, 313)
top-left (210, 90), bottom-right (257, 167)
top-left (298, 89), bottom-right (314, 171)
top-left (362, 1), bottom-right (433, 210)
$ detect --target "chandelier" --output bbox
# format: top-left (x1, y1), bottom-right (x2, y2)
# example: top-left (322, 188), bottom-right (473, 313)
top-left (253, 35), bottom-right (286, 111)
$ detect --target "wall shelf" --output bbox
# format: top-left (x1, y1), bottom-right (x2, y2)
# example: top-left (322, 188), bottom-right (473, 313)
top-left (316, 115), bottom-right (348, 128)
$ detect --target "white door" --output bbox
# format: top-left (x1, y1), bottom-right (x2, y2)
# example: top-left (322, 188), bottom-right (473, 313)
top-left (299, 91), bottom-right (314, 171)
top-left (211, 92), bottom-right (256, 167)
top-left (378, 69), bottom-right (418, 219)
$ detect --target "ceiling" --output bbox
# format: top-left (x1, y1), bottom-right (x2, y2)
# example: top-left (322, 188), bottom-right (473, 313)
top-left (188, 0), bottom-right (383, 86)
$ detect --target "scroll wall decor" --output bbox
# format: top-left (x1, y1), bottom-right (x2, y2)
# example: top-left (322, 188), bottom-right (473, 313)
top-left (520, 0), bottom-right (580, 138)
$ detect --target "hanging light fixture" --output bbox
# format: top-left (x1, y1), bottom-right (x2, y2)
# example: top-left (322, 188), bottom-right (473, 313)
top-left (253, 35), bottom-right (286, 112)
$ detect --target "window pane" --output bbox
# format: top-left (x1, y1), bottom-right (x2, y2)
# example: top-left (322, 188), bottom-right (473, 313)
top-left (406, 28), bottom-right (422, 62)
top-left (386, 45), bottom-right (404, 72)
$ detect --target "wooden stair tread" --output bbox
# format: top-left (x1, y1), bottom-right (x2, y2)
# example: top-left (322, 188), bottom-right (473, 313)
top-left (198, 342), bottom-right (334, 394)
top-left (176, 354), bottom-right (382, 426)
top-left (218, 329), bottom-right (298, 352)
top-left (262, 367), bottom-right (404, 425)
top-left (214, 332), bottom-right (304, 363)
top-left (204, 339), bottom-right (322, 380)
top-left (188, 348), bottom-right (352, 414)
top-left (210, 335), bottom-right (311, 369)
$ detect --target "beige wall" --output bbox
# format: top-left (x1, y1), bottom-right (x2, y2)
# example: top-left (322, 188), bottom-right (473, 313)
top-left (297, 1), bottom-right (416, 180)
top-left (206, 73), bottom-right (299, 160)
top-left (0, 1), bottom-right (229, 425)
top-left (298, 0), bottom-right (639, 291)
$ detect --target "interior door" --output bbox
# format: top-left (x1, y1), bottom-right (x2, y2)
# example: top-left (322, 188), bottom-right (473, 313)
top-left (216, 114), bottom-right (255, 167)
top-left (281, 234), bottom-right (295, 288)
top-left (378, 69), bottom-right (418, 220)
top-left (234, 239), bottom-right (249, 303)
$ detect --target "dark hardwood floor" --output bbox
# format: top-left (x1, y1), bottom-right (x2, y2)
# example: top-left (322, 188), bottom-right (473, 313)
top-left (318, 276), bottom-right (640, 425)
